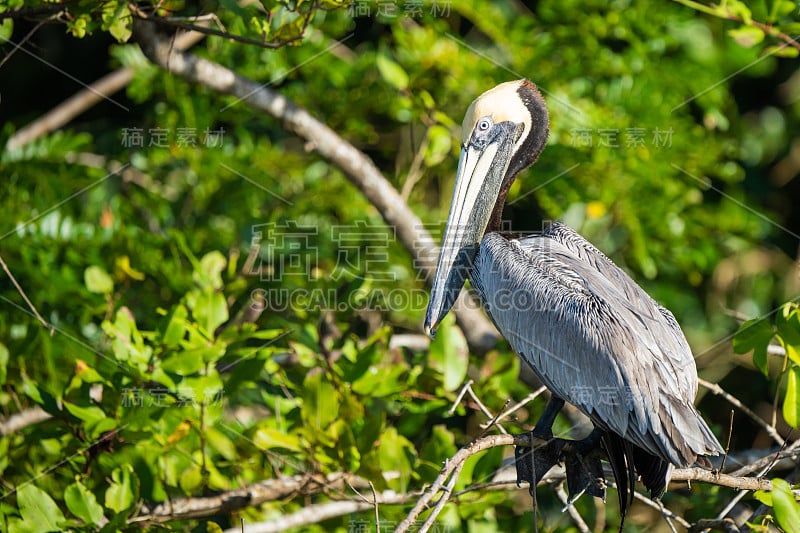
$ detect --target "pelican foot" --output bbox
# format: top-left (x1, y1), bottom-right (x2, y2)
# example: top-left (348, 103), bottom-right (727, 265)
top-left (515, 429), bottom-right (607, 503)
top-left (563, 441), bottom-right (606, 503)
top-left (514, 432), bottom-right (566, 494)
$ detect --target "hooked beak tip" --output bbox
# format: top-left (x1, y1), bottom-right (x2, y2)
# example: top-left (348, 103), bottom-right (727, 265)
top-left (424, 320), bottom-right (438, 340)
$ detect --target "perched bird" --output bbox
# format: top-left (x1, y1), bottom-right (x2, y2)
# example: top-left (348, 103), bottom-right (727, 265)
top-left (424, 79), bottom-right (723, 524)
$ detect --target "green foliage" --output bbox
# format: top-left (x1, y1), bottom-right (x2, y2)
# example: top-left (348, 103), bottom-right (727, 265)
top-left (1, 0), bottom-right (799, 530)
top-left (753, 478), bottom-right (800, 533)
top-left (734, 303), bottom-right (800, 427)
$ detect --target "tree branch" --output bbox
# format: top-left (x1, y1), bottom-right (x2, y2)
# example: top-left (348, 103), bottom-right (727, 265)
top-left (219, 490), bottom-right (420, 533)
top-left (698, 377), bottom-right (785, 446)
top-left (6, 29), bottom-right (207, 151)
top-left (132, 472), bottom-right (369, 523)
top-left (132, 18), bottom-right (499, 353)
top-left (0, 406), bottom-right (52, 436)
top-left (124, 433), bottom-right (797, 527)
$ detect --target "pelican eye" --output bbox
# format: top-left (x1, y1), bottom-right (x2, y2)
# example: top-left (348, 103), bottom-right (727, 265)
top-left (476, 117), bottom-right (492, 132)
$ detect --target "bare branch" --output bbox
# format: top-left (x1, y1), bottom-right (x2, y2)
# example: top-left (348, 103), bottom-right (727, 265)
top-left (0, 255), bottom-right (53, 333)
top-left (487, 385), bottom-right (548, 428)
top-left (219, 490), bottom-right (418, 533)
top-left (448, 379), bottom-right (474, 416)
top-left (690, 518), bottom-right (741, 532)
top-left (133, 473), bottom-right (370, 523)
top-left (698, 377), bottom-right (785, 446)
top-left (123, 434), bottom-right (799, 527)
top-left (0, 406), bottom-right (52, 436)
top-left (6, 30), bottom-right (206, 151)
top-left (731, 438), bottom-right (800, 477)
top-left (554, 482), bottom-right (591, 533)
top-left (132, 18), bottom-right (499, 353)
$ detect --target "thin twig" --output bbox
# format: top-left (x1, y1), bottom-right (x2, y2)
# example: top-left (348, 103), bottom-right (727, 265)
top-left (699, 378), bottom-right (785, 446)
top-left (554, 482), bottom-right (591, 533)
top-left (0, 254), bottom-right (52, 333)
top-left (690, 518), bottom-right (741, 532)
top-left (483, 385), bottom-right (548, 428)
top-left (731, 437), bottom-right (800, 477)
top-left (448, 380), bottom-right (474, 415)
top-left (369, 481), bottom-right (380, 533)
top-left (672, 0), bottom-right (800, 52)
top-left (418, 460), bottom-right (464, 533)
top-left (720, 409), bottom-right (734, 473)
top-left (466, 386), bottom-right (508, 435)
top-left (610, 481), bottom-right (692, 530)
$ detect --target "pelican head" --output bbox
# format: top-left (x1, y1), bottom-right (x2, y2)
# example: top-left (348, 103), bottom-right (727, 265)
top-left (424, 79), bottom-right (549, 336)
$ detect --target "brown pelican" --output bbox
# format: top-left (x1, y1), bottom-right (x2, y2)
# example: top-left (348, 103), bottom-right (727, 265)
top-left (424, 80), bottom-right (723, 523)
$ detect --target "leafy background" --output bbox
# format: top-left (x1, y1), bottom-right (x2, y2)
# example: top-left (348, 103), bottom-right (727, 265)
top-left (0, 0), bottom-right (799, 531)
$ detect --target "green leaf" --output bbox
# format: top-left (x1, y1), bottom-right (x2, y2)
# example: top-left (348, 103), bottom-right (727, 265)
top-left (104, 465), bottom-right (138, 514)
top-left (190, 290), bottom-right (229, 336)
top-left (425, 125), bottom-right (453, 167)
top-left (84, 265), bottom-right (114, 294)
top-left (0, 18), bottom-right (12, 44)
top-left (777, 304), bottom-right (800, 347)
top-left (63, 402), bottom-right (106, 426)
top-left (302, 369), bottom-right (339, 431)
top-left (17, 484), bottom-right (66, 532)
top-left (376, 53), bottom-right (409, 90)
top-left (161, 347), bottom-right (206, 375)
top-left (162, 304), bottom-right (188, 347)
top-left (377, 427), bottom-right (416, 492)
top-left (0, 342), bottom-right (8, 384)
top-left (766, 45), bottom-right (800, 58)
top-left (754, 488), bottom-right (773, 506)
top-left (428, 316), bottom-right (469, 391)
top-left (351, 363), bottom-right (406, 397)
top-left (193, 251), bottom-right (227, 290)
top-left (65, 480), bottom-right (104, 525)
top-left (107, 4), bottom-right (132, 42)
top-left (783, 366), bottom-right (800, 429)
top-left (727, 26), bottom-right (764, 48)
top-left (102, 308), bottom-right (153, 372)
top-left (179, 464), bottom-right (203, 493)
top-left (206, 427), bottom-right (237, 460)
top-left (253, 426), bottom-right (302, 452)
top-left (771, 478), bottom-right (800, 533)
top-left (733, 318), bottom-right (774, 376)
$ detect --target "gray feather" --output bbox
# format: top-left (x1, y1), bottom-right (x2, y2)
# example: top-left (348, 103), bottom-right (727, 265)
top-left (470, 224), bottom-right (723, 467)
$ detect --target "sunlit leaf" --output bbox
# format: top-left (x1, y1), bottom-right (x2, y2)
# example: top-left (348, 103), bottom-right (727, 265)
top-left (428, 316), bottom-right (469, 391)
top-left (377, 427), bottom-right (415, 492)
top-left (105, 465), bottom-right (138, 513)
top-left (0, 342), bottom-right (8, 384)
top-left (17, 484), bottom-right (65, 531)
top-left (783, 366), bottom-right (800, 429)
top-left (302, 369), bottom-right (339, 431)
top-left (84, 265), bottom-right (114, 294)
top-left (727, 26), bottom-right (764, 48)
top-left (771, 478), bottom-right (800, 533)
top-left (65, 480), bottom-right (104, 525)
top-left (733, 318), bottom-right (774, 376)
top-left (376, 53), bottom-right (409, 90)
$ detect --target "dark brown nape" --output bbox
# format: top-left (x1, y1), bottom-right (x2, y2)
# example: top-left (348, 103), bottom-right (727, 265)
top-left (486, 80), bottom-right (550, 234)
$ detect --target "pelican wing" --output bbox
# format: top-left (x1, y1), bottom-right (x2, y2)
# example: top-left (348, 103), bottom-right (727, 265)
top-left (471, 229), bottom-right (722, 466)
